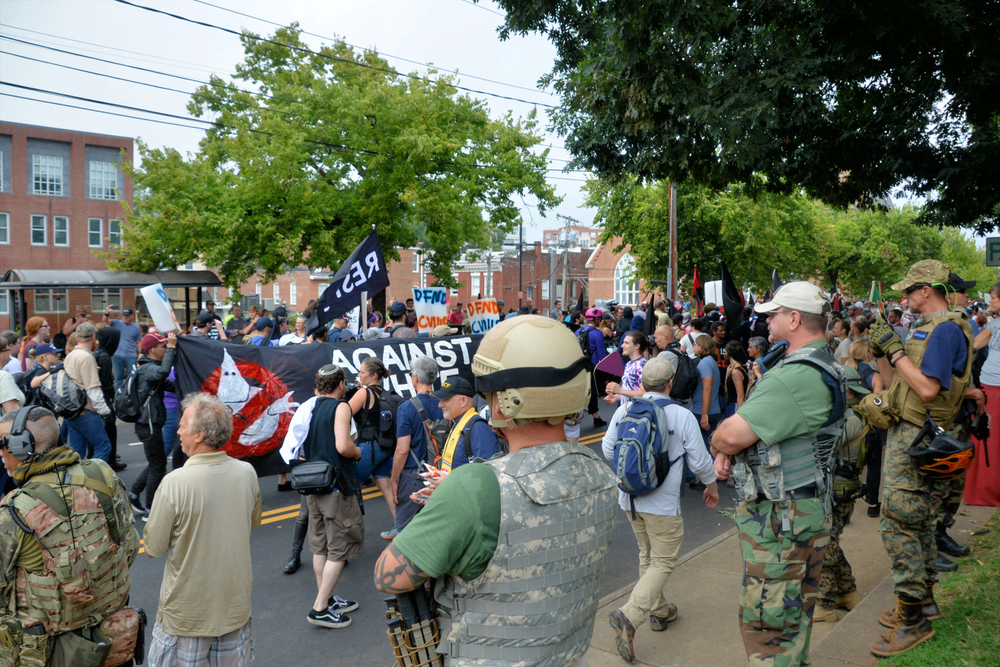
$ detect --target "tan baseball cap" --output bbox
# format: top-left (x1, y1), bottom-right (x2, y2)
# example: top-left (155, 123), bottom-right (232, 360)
top-left (75, 321), bottom-right (97, 341)
top-left (753, 281), bottom-right (830, 316)
top-left (642, 355), bottom-right (676, 388)
top-left (891, 260), bottom-right (951, 292)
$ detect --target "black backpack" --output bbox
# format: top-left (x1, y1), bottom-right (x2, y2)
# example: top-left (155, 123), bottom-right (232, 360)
top-left (359, 386), bottom-right (406, 452)
top-left (409, 396), bottom-right (451, 465)
top-left (662, 346), bottom-right (699, 401)
top-left (11, 370), bottom-right (39, 406)
top-left (113, 369), bottom-right (146, 424)
top-left (577, 325), bottom-right (595, 361)
top-left (37, 370), bottom-right (88, 418)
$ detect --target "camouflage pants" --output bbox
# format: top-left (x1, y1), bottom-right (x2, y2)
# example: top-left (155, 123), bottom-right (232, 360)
top-left (817, 500), bottom-right (856, 608)
top-left (736, 497), bottom-right (831, 667)
top-left (880, 421), bottom-right (950, 600)
top-left (935, 473), bottom-right (967, 529)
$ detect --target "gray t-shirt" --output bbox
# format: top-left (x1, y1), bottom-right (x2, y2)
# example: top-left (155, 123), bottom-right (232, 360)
top-left (834, 335), bottom-right (854, 364)
top-left (978, 318), bottom-right (1000, 387)
top-left (110, 320), bottom-right (143, 358)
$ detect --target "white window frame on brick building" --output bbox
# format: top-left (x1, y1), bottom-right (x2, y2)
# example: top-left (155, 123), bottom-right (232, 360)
top-left (89, 161), bottom-right (118, 200)
top-left (0, 212), bottom-right (9, 245)
top-left (255, 282), bottom-right (262, 297)
top-left (34, 288), bottom-right (68, 314)
top-left (614, 254), bottom-right (640, 305)
top-left (317, 283), bottom-right (328, 298)
top-left (412, 252), bottom-right (420, 273)
top-left (471, 273), bottom-right (481, 298)
top-left (108, 219), bottom-right (122, 246)
top-left (91, 288), bottom-right (121, 313)
top-left (32, 155), bottom-right (63, 196)
top-left (289, 281), bottom-right (297, 306)
top-left (30, 215), bottom-right (46, 246)
top-left (451, 274), bottom-right (459, 296)
top-left (0, 290), bottom-right (8, 316)
top-left (88, 218), bottom-right (103, 248)
top-left (53, 216), bottom-right (69, 247)
top-left (273, 283), bottom-right (280, 302)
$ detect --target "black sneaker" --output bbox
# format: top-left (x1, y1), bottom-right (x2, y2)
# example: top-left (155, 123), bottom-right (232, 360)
top-left (327, 595), bottom-right (359, 613)
top-left (111, 461), bottom-right (127, 472)
top-left (128, 492), bottom-right (144, 513)
top-left (141, 510), bottom-right (150, 523)
top-left (593, 416), bottom-right (607, 428)
top-left (307, 607), bottom-right (352, 628)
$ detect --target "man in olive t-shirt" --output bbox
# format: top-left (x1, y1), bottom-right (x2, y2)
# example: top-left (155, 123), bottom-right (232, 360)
top-left (712, 282), bottom-right (840, 667)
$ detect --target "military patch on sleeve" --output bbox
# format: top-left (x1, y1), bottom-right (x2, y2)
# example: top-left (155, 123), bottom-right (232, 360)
top-left (913, 331), bottom-right (928, 340)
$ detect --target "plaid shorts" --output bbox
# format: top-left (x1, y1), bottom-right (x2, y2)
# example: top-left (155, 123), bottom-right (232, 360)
top-left (147, 617), bottom-right (254, 667)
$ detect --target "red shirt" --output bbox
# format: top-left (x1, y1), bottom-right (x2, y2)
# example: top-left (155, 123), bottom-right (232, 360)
top-left (448, 310), bottom-right (465, 326)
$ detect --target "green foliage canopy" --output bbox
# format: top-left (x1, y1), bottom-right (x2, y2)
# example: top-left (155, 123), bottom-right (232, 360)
top-left (110, 25), bottom-right (560, 291)
top-left (493, 0), bottom-right (1000, 232)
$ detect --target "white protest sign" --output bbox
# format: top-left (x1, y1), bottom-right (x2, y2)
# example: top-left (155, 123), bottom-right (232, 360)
top-left (140, 283), bottom-right (180, 333)
top-left (412, 286), bottom-right (448, 333)
top-left (344, 306), bottom-right (360, 336)
top-left (467, 298), bottom-right (499, 335)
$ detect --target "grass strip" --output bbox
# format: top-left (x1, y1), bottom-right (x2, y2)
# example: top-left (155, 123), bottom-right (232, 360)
top-left (880, 508), bottom-right (1000, 667)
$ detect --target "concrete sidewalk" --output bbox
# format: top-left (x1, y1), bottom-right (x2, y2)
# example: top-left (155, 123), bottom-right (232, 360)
top-left (585, 503), bottom-right (996, 667)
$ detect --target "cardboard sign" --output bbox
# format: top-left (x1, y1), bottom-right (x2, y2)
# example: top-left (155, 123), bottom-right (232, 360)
top-left (467, 298), bottom-right (499, 335)
top-left (140, 282), bottom-right (180, 333)
top-left (412, 286), bottom-right (448, 333)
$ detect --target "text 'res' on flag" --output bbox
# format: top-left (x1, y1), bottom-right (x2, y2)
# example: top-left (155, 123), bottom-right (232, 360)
top-left (316, 231), bottom-right (390, 326)
top-left (692, 265), bottom-right (704, 317)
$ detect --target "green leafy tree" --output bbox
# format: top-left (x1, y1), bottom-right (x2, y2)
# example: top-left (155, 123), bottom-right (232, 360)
top-left (493, 0), bottom-right (1000, 232)
top-left (937, 228), bottom-right (996, 295)
top-left (585, 178), bottom-right (822, 291)
top-left (110, 25), bottom-right (559, 291)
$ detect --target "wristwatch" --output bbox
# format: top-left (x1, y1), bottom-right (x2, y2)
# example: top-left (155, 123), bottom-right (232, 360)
top-left (889, 350), bottom-right (906, 367)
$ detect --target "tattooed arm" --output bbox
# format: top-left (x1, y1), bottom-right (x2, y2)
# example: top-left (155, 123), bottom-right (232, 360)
top-left (374, 543), bottom-right (430, 594)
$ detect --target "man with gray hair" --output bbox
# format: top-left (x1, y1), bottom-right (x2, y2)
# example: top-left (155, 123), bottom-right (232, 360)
top-left (601, 355), bottom-right (719, 663)
top-left (63, 320), bottom-right (114, 463)
top-left (144, 393), bottom-right (262, 667)
top-left (383, 355), bottom-right (444, 539)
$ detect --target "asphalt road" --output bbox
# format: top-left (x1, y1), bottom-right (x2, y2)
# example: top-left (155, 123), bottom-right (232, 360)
top-left (115, 400), bottom-right (740, 667)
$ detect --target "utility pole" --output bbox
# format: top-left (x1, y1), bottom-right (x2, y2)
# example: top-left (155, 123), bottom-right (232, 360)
top-left (518, 223), bottom-right (523, 309)
top-left (669, 182), bottom-right (678, 301)
top-left (556, 213), bottom-right (579, 308)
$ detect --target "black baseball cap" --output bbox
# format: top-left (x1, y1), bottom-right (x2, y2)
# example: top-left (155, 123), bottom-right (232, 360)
top-left (947, 272), bottom-right (976, 292)
top-left (122, 308), bottom-right (134, 316)
top-left (432, 377), bottom-right (475, 399)
top-left (196, 312), bottom-right (214, 326)
top-left (389, 302), bottom-right (407, 316)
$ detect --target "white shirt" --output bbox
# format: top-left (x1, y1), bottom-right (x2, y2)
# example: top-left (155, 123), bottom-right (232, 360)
top-left (601, 392), bottom-right (716, 516)
top-left (679, 332), bottom-right (699, 359)
top-left (3, 357), bottom-right (21, 375)
top-left (279, 396), bottom-right (357, 463)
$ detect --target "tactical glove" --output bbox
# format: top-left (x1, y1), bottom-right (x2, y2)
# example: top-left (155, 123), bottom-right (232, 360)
top-left (868, 318), bottom-right (903, 360)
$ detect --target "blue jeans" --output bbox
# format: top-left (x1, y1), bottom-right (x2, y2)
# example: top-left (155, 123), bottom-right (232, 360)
top-left (112, 356), bottom-right (137, 390)
top-left (355, 441), bottom-right (392, 484)
top-left (162, 408), bottom-right (179, 458)
top-left (65, 410), bottom-right (112, 463)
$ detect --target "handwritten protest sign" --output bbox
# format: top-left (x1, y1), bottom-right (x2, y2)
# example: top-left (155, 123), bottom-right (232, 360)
top-left (467, 298), bottom-right (499, 335)
top-left (412, 286), bottom-right (449, 333)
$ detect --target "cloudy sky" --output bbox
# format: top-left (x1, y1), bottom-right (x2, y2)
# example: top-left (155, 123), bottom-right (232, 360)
top-left (0, 0), bottom-right (594, 241)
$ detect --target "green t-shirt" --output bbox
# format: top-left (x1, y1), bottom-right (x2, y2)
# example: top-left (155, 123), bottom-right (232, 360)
top-left (394, 462), bottom-right (501, 581)
top-left (737, 340), bottom-right (834, 446)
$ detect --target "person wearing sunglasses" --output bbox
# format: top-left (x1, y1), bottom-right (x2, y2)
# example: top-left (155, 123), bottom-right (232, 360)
top-left (711, 281), bottom-right (848, 667)
top-left (865, 260), bottom-right (983, 657)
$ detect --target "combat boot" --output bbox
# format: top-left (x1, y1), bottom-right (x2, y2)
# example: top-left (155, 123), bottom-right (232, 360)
top-left (936, 523), bottom-right (971, 558)
top-left (813, 604), bottom-right (839, 622)
top-left (935, 553), bottom-right (957, 572)
top-left (878, 591), bottom-right (942, 628)
top-left (871, 596), bottom-right (935, 658)
top-left (836, 590), bottom-right (862, 610)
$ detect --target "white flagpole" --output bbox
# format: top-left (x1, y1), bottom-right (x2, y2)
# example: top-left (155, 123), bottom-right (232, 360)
top-left (361, 290), bottom-right (367, 334)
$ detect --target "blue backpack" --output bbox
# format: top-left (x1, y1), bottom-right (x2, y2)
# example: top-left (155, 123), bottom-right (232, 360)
top-left (612, 396), bottom-right (682, 518)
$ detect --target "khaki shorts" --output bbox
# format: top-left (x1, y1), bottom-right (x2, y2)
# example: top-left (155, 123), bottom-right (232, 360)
top-left (307, 492), bottom-right (364, 562)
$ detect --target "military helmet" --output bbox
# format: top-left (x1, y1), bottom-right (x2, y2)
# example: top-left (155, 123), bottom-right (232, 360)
top-left (472, 315), bottom-right (591, 428)
top-left (907, 415), bottom-right (975, 480)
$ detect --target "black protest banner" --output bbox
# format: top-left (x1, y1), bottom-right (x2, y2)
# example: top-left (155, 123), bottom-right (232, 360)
top-left (315, 231), bottom-right (390, 326)
top-left (173, 334), bottom-right (482, 476)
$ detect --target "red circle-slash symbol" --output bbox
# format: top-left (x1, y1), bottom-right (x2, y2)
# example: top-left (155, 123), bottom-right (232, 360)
top-left (202, 361), bottom-right (293, 458)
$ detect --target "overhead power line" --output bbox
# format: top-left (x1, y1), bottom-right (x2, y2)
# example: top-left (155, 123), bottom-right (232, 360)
top-left (113, 0), bottom-right (557, 109)
top-left (461, 0), bottom-right (506, 18)
top-left (190, 0), bottom-right (545, 97)
top-left (0, 91), bottom-right (211, 131)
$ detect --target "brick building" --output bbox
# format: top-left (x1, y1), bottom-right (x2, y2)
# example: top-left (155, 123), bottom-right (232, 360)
top-left (1, 123), bottom-right (134, 331)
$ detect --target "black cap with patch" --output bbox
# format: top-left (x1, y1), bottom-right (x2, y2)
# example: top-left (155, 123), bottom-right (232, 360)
top-left (432, 376), bottom-right (475, 399)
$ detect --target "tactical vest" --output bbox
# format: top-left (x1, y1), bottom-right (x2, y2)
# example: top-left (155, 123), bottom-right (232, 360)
top-left (8, 461), bottom-right (132, 634)
top-left (731, 345), bottom-right (849, 529)
top-left (885, 310), bottom-right (973, 429)
top-left (434, 442), bottom-right (618, 666)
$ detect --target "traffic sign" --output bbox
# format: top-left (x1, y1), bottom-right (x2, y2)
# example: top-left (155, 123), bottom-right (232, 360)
top-left (987, 238), bottom-right (1000, 267)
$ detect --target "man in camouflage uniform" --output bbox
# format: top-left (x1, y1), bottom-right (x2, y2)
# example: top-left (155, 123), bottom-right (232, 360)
top-left (375, 315), bottom-right (619, 666)
top-left (0, 405), bottom-right (140, 667)
top-left (814, 367), bottom-right (871, 622)
top-left (931, 271), bottom-right (979, 572)
top-left (713, 282), bottom-right (848, 667)
top-left (866, 260), bottom-right (980, 657)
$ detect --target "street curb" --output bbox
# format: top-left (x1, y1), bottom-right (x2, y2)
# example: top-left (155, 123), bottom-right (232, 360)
top-left (597, 526), bottom-right (738, 609)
